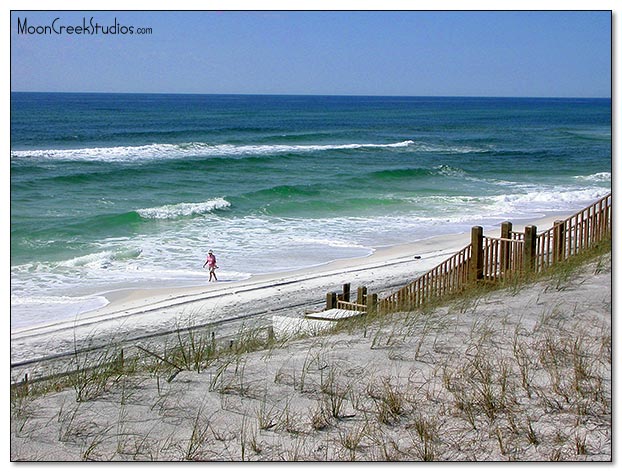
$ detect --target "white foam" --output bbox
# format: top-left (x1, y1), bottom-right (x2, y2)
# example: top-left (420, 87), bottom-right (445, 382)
top-left (491, 187), bottom-right (610, 206)
top-left (428, 165), bottom-right (469, 181)
top-left (9, 139), bottom-right (498, 163)
top-left (56, 246), bottom-right (143, 269)
top-left (60, 251), bottom-right (115, 269)
top-left (10, 140), bottom-right (415, 163)
top-left (574, 172), bottom-right (611, 182)
top-left (136, 198), bottom-right (231, 219)
top-left (412, 142), bottom-right (491, 154)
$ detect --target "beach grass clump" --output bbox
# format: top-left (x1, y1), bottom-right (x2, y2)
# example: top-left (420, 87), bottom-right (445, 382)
top-left (407, 414), bottom-right (440, 461)
top-left (337, 420), bottom-right (371, 460)
top-left (308, 400), bottom-right (331, 431)
top-left (67, 346), bottom-right (128, 403)
top-left (367, 377), bottom-right (408, 425)
top-left (256, 398), bottom-right (280, 431)
top-left (320, 364), bottom-right (352, 420)
top-left (172, 324), bottom-right (215, 374)
top-left (10, 378), bottom-right (36, 432)
top-left (184, 404), bottom-right (212, 461)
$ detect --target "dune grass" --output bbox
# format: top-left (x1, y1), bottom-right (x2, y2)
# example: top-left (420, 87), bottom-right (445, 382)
top-left (10, 239), bottom-right (611, 461)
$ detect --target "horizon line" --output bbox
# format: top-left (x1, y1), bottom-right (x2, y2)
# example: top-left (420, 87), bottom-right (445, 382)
top-left (10, 90), bottom-right (612, 100)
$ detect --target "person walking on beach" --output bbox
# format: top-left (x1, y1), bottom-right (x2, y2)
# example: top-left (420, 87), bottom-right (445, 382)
top-left (203, 249), bottom-right (218, 282)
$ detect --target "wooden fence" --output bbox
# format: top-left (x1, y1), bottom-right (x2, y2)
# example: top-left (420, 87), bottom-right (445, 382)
top-left (379, 243), bottom-right (472, 313)
top-left (533, 193), bottom-right (612, 271)
top-left (327, 193), bottom-right (611, 315)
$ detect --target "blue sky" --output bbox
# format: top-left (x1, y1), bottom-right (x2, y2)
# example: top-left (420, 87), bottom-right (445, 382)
top-left (10, 10), bottom-right (611, 97)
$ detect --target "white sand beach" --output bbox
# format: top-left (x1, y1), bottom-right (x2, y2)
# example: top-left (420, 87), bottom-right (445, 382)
top-left (9, 227), bottom-right (611, 460)
top-left (11, 214), bottom-right (568, 370)
top-left (10, 212), bottom-right (611, 461)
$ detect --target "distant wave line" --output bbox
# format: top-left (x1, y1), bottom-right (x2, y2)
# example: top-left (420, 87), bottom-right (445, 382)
top-left (10, 140), bottom-right (416, 162)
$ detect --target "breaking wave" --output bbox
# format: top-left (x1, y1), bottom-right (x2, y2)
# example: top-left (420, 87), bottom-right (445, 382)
top-left (10, 140), bottom-right (416, 163)
top-left (136, 198), bottom-right (231, 219)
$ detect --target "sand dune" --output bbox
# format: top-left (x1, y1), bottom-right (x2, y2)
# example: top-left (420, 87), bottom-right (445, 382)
top-left (10, 238), bottom-right (611, 461)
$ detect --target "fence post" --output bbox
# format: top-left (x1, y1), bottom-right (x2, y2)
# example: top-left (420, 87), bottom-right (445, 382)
top-left (469, 226), bottom-right (483, 282)
top-left (524, 225), bottom-right (537, 272)
top-left (598, 198), bottom-right (605, 241)
top-left (118, 349), bottom-right (124, 371)
top-left (368, 293), bottom-right (378, 314)
top-left (357, 286), bottom-right (367, 306)
top-left (326, 292), bottom-right (337, 310)
top-left (553, 220), bottom-right (566, 262)
top-left (342, 283), bottom-right (351, 302)
top-left (608, 195), bottom-right (612, 232)
top-left (500, 221), bottom-right (512, 271)
top-left (18, 373), bottom-right (29, 396)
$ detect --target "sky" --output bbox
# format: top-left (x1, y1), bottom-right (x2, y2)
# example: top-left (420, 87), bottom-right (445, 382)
top-left (8, 10), bottom-right (613, 97)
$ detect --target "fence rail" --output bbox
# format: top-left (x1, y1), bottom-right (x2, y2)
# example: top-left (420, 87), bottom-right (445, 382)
top-left (535, 193), bottom-right (612, 271)
top-left (379, 243), bottom-right (472, 313)
top-left (336, 301), bottom-right (367, 311)
top-left (328, 193), bottom-right (611, 315)
top-left (509, 231), bottom-right (525, 241)
top-left (482, 235), bottom-right (524, 281)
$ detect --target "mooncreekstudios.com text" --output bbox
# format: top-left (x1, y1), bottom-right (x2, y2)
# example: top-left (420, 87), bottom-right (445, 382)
top-left (16, 17), bottom-right (153, 36)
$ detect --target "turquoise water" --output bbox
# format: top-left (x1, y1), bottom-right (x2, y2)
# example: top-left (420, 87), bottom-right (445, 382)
top-left (11, 93), bottom-right (611, 328)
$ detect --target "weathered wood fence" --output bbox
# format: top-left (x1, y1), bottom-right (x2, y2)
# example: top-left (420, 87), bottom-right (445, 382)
top-left (327, 193), bottom-right (611, 315)
top-left (533, 193), bottom-right (612, 271)
top-left (379, 243), bottom-right (472, 312)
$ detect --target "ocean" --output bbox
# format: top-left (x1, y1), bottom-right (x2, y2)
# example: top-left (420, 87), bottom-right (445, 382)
top-left (10, 93), bottom-right (611, 329)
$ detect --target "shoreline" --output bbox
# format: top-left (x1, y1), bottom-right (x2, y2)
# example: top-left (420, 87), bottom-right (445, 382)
top-left (9, 207), bottom-right (584, 334)
top-left (84, 209), bottom-right (573, 317)
top-left (11, 211), bottom-right (572, 368)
